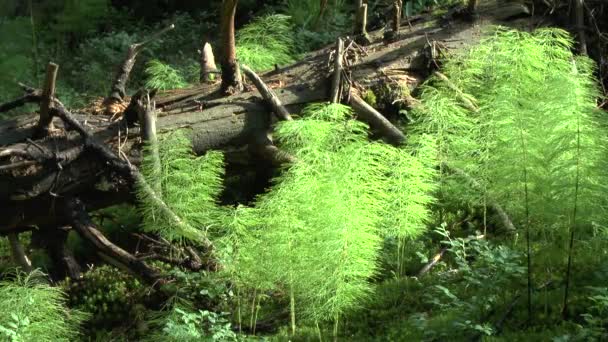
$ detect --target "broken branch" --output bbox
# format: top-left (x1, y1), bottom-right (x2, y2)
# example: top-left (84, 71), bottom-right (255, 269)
top-left (241, 64), bottom-right (292, 121)
top-left (37, 62), bottom-right (58, 136)
top-left (104, 24), bottom-right (175, 108)
top-left (349, 92), bottom-right (406, 146)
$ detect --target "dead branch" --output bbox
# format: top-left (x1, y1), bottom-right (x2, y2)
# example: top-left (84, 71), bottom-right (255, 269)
top-left (349, 93), bottom-right (406, 146)
top-left (64, 198), bottom-right (162, 285)
top-left (241, 64), bottom-right (292, 121)
top-left (434, 71), bottom-right (479, 112)
top-left (104, 24), bottom-right (175, 110)
top-left (0, 92), bottom-right (40, 113)
top-left (417, 247), bottom-right (448, 277)
top-left (51, 102), bottom-right (215, 251)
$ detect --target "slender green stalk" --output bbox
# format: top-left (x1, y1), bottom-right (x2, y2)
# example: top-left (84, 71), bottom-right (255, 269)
top-left (517, 119), bottom-right (533, 322)
top-left (290, 280), bottom-right (296, 336)
top-left (253, 295), bottom-right (261, 335)
top-left (249, 288), bottom-right (257, 331)
top-left (562, 114), bottom-right (581, 319)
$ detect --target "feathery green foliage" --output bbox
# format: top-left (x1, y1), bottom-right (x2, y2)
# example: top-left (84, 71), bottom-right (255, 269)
top-left (137, 130), bottom-right (226, 243)
top-left (0, 269), bottom-right (89, 341)
top-left (284, 0), bottom-right (350, 52)
top-left (225, 103), bottom-right (437, 331)
top-left (410, 27), bottom-right (608, 316)
top-left (236, 14), bottom-right (296, 72)
top-left (411, 27), bottom-right (608, 231)
top-left (144, 59), bottom-right (189, 90)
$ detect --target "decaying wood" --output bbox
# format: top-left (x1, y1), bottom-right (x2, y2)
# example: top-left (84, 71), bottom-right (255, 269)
top-left (103, 24), bottom-right (175, 111)
top-left (0, 8), bottom-right (535, 235)
top-left (199, 42), bottom-right (218, 83)
top-left (65, 198), bottom-right (162, 285)
top-left (350, 93), bottom-right (406, 145)
top-left (330, 38), bottom-right (344, 104)
top-left (7, 233), bottom-right (32, 272)
top-left (241, 64), bottom-right (292, 121)
top-left (36, 62), bottom-right (58, 136)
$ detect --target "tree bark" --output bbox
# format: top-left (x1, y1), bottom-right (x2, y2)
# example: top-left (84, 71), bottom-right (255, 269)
top-left (220, 0), bottom-right (243, 95)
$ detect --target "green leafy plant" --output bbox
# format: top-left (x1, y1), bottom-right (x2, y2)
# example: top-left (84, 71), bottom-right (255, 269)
top-left (225, 103), bottom-right (436, 336)
top-left (146, 302), bottom-right (238, 342)
top-left (137, 130), bottom-right (226, 243)
top-left (144, 59), bottom-right (189, 90)
top-left (0, 269), bottom-right (89, 341)
top-left (236, 14), bottom-right (297, 71)
top-left (410, 27), bottom-right (608, 316)
top-left (284, 0), bottom-right (350, 52)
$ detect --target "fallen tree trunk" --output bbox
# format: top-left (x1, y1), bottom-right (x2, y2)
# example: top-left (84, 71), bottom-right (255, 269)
top-left (0, 7), bottom-right (534, 235)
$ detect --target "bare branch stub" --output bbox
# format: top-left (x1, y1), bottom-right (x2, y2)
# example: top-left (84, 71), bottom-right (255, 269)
top-left (199, 42), bottom-right (218, 83)
top-left (354, 3), bottom-right (371, 45)
top-left (330, 38), bottom-right (345, 104)
top-left (7, 233), bottom-right (32, 272)
top-left (384, 1), bottom-right (402, 41)
top-left (37, 62), bottom-right (59, 137)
